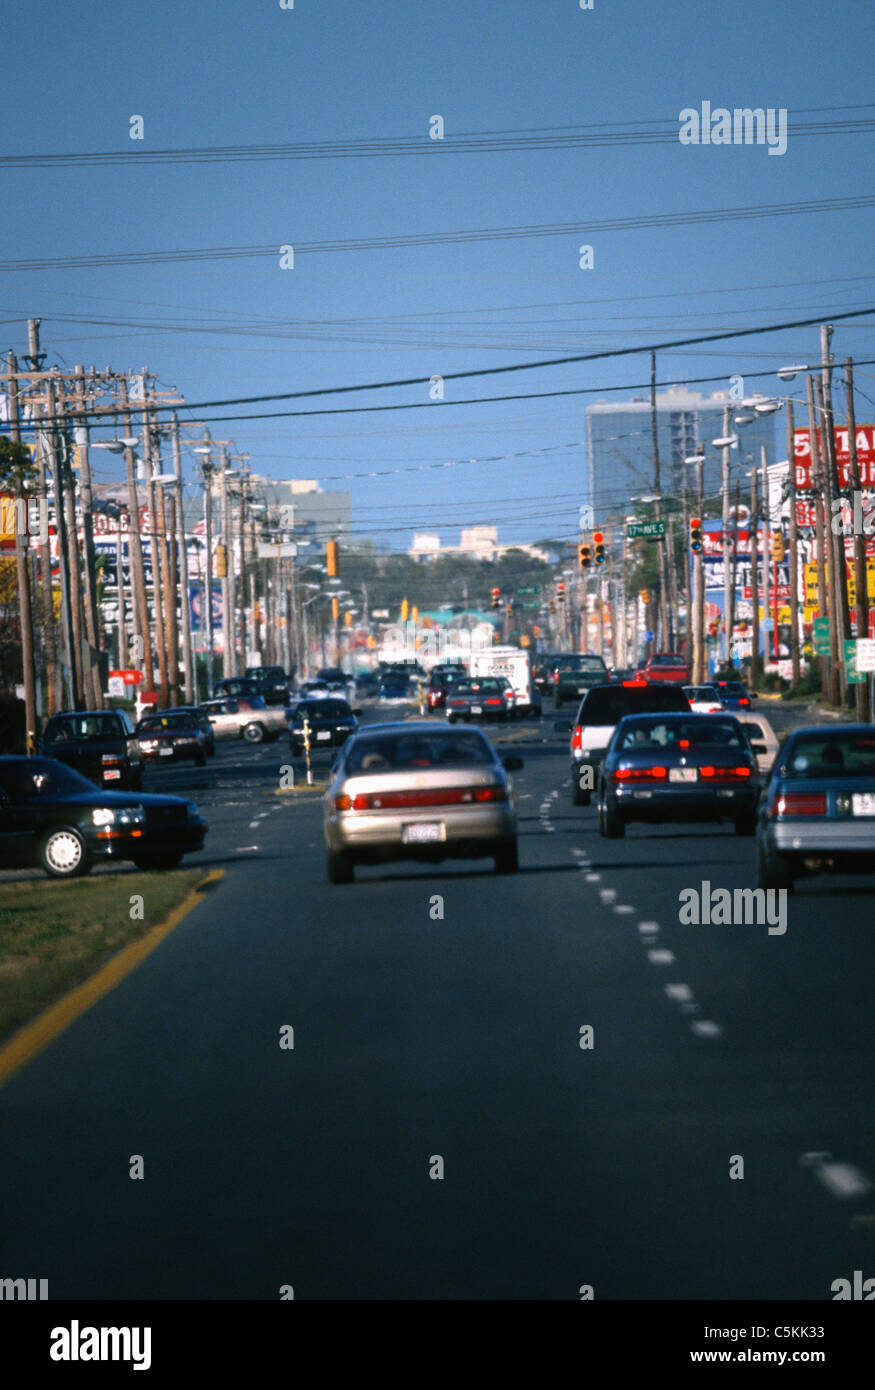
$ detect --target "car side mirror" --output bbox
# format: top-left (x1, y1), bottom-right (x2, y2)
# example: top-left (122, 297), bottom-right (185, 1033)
top-left (553, 720), bottom-right (571, 733)
top-left (501, 754), bottom-right (524, 771)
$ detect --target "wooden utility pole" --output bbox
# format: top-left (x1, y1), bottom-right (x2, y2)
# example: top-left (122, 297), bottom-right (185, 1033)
top-left (760, 444), bottom-right (771, 670)
top-left (73, 366), bottom-right (104, 707)
top-left (119, 376), bottom-right (153, 691)
top-left (170, 414), bottom-right (194, 704)
top-left (28, 323), bottom-right (59, 714)
top-left (786, 398), bottom-right (801, 687)
top-left (721, 406), bottom-right (733, 665)
top-left (650, 351), bottom-right (669, 647)
top-left (692, 445), bottom-right (705, 682)
top-left (845, 359), bottom-right (870, 721)
top-left (6, 351), bottom-right (39, 750)
top-left (46, 380), bottom-right (77, 708)
top-left (750, 460), bottom-right (760, 690)
top-left (806, 373), bottom-right (831, 699)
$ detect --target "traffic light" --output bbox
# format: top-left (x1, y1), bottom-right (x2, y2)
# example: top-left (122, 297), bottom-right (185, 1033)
top-left (593, 531), bottom-right (606, 565)
top-left (491, 587), bottom-right (501, 610)
top-left (344, 610), bottom-right (353, 628)
top-left (400, 597), bottom-right (409, 622)
top-left (214, 543), bottom-right (228, 578)
top-left (549, 600), bottom-right (557, 615)
top-left (411, 605), bottom-right (419, 623)
top-left (770, 532), bottom-right (786, 562)
top-left (639, 589), bottom-right (651, 605)
top-left (557, 581), bottom-right (566, 604)
top-left (506, 600), bottom-right (514, 617)
top-left (326, 539), bottom-right (339, 577)
top-left (689, 517), bottom-right (703, 552)
top-left (578, 542), bottom-right (592, 569)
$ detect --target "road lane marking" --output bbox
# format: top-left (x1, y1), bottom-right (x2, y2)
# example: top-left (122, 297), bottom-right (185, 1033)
top-left (613, 904), bottom-right (635, 915)
top-left (585, 873), bottom-right (600, 882)
top-left (665, 983), bottom-right (694, 1002)
top-left (0, 869), bottom-right (225, 1088)
top-left (690, 1020), bottom-right (723, 1038)
top-left (647, 949), bottom-right (675, 964)
top-left (638, 921), bottom-right (660, 935)
top-left (599, 888), bottom-right (617, 903)
top-left (236, 845), bottom-right (259, 852)
top-left (815, 1163), bottom-right (872, 1200)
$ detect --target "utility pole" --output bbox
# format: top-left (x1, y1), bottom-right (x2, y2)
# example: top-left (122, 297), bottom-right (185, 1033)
top-left (220, 445), bottom-right (233, 677)
top-left (786, 398), bottom-right (801, 688)
top-left (73, 366), bottom-right (104, 707)
top-left (57, 380), bottom-right (86, 708)
top-left (200, 431), bottom-right (215, 695)
top-left (142, 394), bottom-right (168, 707)
top-left (693, 444), bottom-right (705, 682)
top-left (28, 322), bottom-right (59, 715)
top-left (119, 376), bottom-right (153, 693)
top-left (650, 351), bottom-right (669, 647)
top-left (806, 373), bottom-right (831, 701)
top-left (750, 460), bottom-right (760, 691)
top-left (845, 359), bottom-right (870, 721)
top-left (153, 417), bottom-right (177, 703)
top-left (721, 406), bottom-right (733, 665)
top-left (46, 379), bottom-right (77, 708)
top-left (760, 445), bottom-right (771, 671)
top-left (6, 351), bottom-right (39, 750)
top-left (170, 414), bottom-right (194, 703)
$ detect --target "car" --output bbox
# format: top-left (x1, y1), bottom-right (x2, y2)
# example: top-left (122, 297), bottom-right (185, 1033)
top-left (155, 705), bottom-right (215, 756)
top-left (378, 672), bottom-right (413, 701)
top-left (40, 709), bottom-right (144, 791)
top-left (734, 711), bottom-right (779, 775)
top-left (533, 653), bottom-right (562, 695)
top-left (322, 721), bottom-right (523, 882)
top-left (297, 679), bottom-right (331, 700)
top-left (213, 676), bottom-right (263, 701)
top-left (597, 712), bottom-right (759, 839)
top-left (642, 653), bottom-right (692, 685)
top-left (200, 695), bottom-right (287, 743)
top-left (714, 679), bottom-right (754, 711)
top-left (426, 667), bottom-right (467, 711)
top-left (243, 665), bottom-right (289, 705)
top-left (354, 671), bottom-right (381, 699)
top-left (289, 698), bottom-right (359, 758)
top-left (316, 667), bottom-right (351, 695)
top-left (446, 677), bottom-right (515, 722)
top-left (550, 654), bottom-right (609, 707)
top-left (135, 712), bottom-right (208, 766)
top-left (756, 725), bottom-right (875, 891)
top-left (563, 680), bottom-right (691, 805)
top-left (0, 756), bottom-right (208, 878)
top-left (683, 684), bottom-right (724, 714)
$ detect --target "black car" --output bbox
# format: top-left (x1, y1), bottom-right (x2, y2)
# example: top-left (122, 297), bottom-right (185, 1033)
top-left (40, 709), bottom-right (143, 790)
top-left (289, 698), bottom-right (358, 757)
top-left (316, 667), bottom-right (351, 694)
top-left (213, 677), bottom-right (263, 701)
top-left (378, 672), bottom-right (413, 700)
top-left (533, 653), bottom-right (562, 695)
top-left (550, 654), bottom-right (609, 707)
top-left (243, 665), bottom-right (289, 705)
top-left (155, 705), bottom-right (215, 756)
top-left (0, 756), bottom-right (208, 877)
top-left (135, 712), bottom-right (209, 766)
top-left (354, 671), bottom-right (381, 699)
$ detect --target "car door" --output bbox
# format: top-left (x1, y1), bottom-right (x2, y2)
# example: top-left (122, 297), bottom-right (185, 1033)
top-left (204, 700), bottom-right (238, 739)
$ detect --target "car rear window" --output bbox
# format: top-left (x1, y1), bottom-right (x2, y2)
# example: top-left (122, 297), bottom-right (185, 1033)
top-left (685, 686), bottom-right (719, 700)
top-left (454, 679), bottom-right (504, 694)
top-left (345, 729), bottom-right (493, 774)
top-left (139, 715), bottom-right (197, 732)
top-left (785, 733), bottom-right (875, 778)
top-left (616, 718), bottom-right (744, 751)
top-left (297, 700), bottom-right (351, 719)
top-left (44, 714), bottom-right (123, 741)
top-left (581, 685), bottom-right (689, 725)
top-left (556, 655), bottom-right (606, 671)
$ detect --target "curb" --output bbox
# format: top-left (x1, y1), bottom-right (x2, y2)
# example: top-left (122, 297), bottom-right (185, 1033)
top-left (0, 868), bottom-right (224, 1088)
top-left (272, 782), bottom-right (327, 796)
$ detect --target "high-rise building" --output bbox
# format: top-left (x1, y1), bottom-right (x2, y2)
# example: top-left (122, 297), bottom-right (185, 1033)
top-left (584, 385), bottom-right (777, 517)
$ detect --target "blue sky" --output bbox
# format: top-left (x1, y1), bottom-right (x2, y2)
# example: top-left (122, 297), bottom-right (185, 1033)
top-left (1, 0), bottom-right (873, 549)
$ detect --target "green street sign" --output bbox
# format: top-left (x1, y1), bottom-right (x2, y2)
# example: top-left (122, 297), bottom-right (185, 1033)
top-left (627, 520), bottom-right (666, 539)
top-left (520, 600), bottom-right (540, 609)
top-left (517, 586), bottom-right (539, 595)
top-left (843, 639), bottom-right (866, 684)
top-left (813, 616), bottom-right (831, 656)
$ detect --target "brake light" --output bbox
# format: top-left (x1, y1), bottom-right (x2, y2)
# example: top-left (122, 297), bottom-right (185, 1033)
top-left (485, 698), bottom-right (502, 706)
top-left (552, 671), bottom-right (559, 683)
top-left (340, 786), bottom-right (507, 811)
top-left (738, 697), bottom-right (750, 706)
top-left (773, 792), bottom-right (827, 817)
top-left (612, 766), bottom-right (668, 782)
top-left (622, 679), bottom-right (647, 687)
top-left (698, 766), bottom-right (752, 780)
top-left (571, 725), bottom-right (582, 750)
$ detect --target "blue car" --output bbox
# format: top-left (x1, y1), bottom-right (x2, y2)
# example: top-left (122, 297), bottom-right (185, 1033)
top-left (756, 724), bottom-right (875, 891)
top-left (715, 679), bottom-right (754, 711)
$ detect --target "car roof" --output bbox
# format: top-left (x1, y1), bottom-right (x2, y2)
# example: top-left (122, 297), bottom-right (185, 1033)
top-left (615, 710), bottom-right (740, 724)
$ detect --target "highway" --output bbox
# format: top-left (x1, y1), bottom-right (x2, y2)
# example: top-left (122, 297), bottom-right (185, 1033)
top-left (1, 703), bottom-right (872, 1300)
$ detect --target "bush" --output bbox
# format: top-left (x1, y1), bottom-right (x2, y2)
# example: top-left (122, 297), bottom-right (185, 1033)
top-left (782, 669), bottom-right (821, 700)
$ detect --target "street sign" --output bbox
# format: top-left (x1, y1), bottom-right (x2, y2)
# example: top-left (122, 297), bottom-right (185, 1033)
top-left (627, 520), bottom-right (666, 539)
top-left (843, 640), bottom-right (866, 684)
top-left (517, 586), bottom-right (539, 595)
top-left (813, 616), bottom-right (831, 656)
top-left (856, 638), bottom-right (875, 673)
top-left (644, 629), bottom-right (655, 642)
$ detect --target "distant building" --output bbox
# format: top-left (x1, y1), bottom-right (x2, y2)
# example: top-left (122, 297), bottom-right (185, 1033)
top-left (409, 526), bottom-right (550, 563)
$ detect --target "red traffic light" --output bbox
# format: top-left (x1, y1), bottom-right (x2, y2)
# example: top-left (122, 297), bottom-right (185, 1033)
top-left (592, 531), bottom-right (604, 544)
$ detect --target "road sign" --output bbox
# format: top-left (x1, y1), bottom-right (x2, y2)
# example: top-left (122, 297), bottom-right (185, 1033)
top-left (813, 616), bottom-right (831, 656)
top-left (856, 638), bottom-right (875, 672)
top-left (627, 520), bottom-right (666, 540)
top-left (843, 640), bottom-right (866, 684)
top-left (517, 586), bottom-right (539, 595)
top-left (644, 629), bottom-right (655, 642)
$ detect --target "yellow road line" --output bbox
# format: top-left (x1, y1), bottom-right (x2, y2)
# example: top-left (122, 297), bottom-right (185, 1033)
top-left (0, 868), bottom-right (224, 1089)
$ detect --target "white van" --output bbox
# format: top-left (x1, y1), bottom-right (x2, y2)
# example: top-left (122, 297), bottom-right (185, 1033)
top-left (470, 646), bottom-right (541, 718)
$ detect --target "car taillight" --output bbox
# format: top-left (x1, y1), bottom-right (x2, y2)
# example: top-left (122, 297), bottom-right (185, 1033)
top-left (485, 698), bottom-right (502, 706)
top-left (552, 671), bottom-right (559, 682)
top-left (698, 766), bottom-right (752, 780)
top-left (571, 726), bottom-right (583, 750)
top-left (738, 697), bottom-right (750, 707)
top-left (334, 794), bottom-right (352, 810)
top-left (773, 792), bottom-right (827, 817)
top-left (342, 786), bottom-right (507, 810)
top-left (612, 766), bottom-right (668, 782)
top-left (622, 680), bottom-right (647, 687)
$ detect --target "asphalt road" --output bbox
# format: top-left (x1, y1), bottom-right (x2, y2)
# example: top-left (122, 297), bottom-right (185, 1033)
top-left (1, 700), bottom-right (873, 1300)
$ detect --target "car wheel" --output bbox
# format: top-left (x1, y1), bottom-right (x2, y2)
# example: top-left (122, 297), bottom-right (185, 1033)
top-left (326, 847), bottom-right (355, 884)
top-left (599, 799), bottom-right (625, 839)
top-left (133, 853), bottom-right (184, 871)
top-left (494, 840), bottom-right (519, 874)
top-left (447, 714), bottom-right (457, 724)
top-left (734, 813), bottom-right (756, 836)
top-left (40, 826), bottom-right (91, 878)
top-left (243, 722), bottom-right (265, 743)
top-left (757, 842), bottom-right (794, 892)
top-left (195, 749), bottom-right (207, 767)
top-left (572, 779), bottom-right (591, 807)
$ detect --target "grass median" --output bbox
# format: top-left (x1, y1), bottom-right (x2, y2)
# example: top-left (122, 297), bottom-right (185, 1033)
top-left (0, 869), bottom-right (205, 1045)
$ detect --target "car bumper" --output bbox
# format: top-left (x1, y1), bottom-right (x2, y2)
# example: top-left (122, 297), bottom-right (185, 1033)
top-left (611, 785), bottom-right (758, 820)
top-left (87, 818), bottom-right (208, 861)
top-left (326, 804), bottom-right (516, 859)
top-left (768, 820), bottom-right (875, 854)
top-left (139, 746), bottom-right (200, 762)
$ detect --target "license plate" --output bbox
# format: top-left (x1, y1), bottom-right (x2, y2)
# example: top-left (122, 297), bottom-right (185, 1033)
top-left (669, 767), bottom-right (697, 782)
top-left (103, 769), bottom-right (121, 780)
top-left (316, 731), bottom-right (331, 740)
top-left (402, 822), bottom-right (445, 844)
top-left (851, 793), bottom-right (875, 816)
top-left (470, 705), bottom-right (482, 714)
top-left (160, 747), bottom-right (174, 756)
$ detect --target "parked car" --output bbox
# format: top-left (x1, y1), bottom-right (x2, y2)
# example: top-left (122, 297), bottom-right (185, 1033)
top-left (756, 725), bottom-right (875, 891)
top-left (154, 705), bottom-right (215, 756)
top-left (290, 698), bottom-right (359, 758)
top-left (0, 756), bottom-right (208, 877)
top-left (40, 709), bottom-right (143, 790)
top-left (446, 677), bottom-right (515, 722)
top-left (642, 653), bottom-right (692, 685)
top-left (550, 654), bottom-right (609, 707)
top-left (200, 695), bottom-right (287, 743)
top-left (297, 680), bottom-right (331, 700)
top-left (563, 680), bottom-right (691, 805)
top-left (683, 684), bottom-right (724, 714)
top-left (734, 711), bottom-right (779, 775)
top-left (323, 721), bottom-right (523, 882)
top-left (135, 712), bottom-right (208, 766)
top-left (597, 712), bottom-right (759, 838)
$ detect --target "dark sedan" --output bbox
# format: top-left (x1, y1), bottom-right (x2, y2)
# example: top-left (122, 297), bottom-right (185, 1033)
top-left (0, 756), bottom-right (208, 877)
top-left (134, 712), bottom-right (208, 766)
top-left (426, 666), bottom-right (467, 711)
top-left (155, 705), bottom-right (215, 756)
top-left (446, 677), bottom-right (514, 723)
top-left (40, 709), bottom-right (143, 790)
top-left (756, 725), bottom-right (875, 891)
top-left (715, 679), bottom-right (754, 711)
top-left (289, 698), bottom-right (359, 757)
top-left (597, 713), bottom-right (759, 838)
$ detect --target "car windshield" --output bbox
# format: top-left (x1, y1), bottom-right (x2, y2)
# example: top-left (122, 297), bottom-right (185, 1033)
top-left (297, 700), bottom-right (351, 720)
top-left (556, 656), bottom-right (606, 671)
top-left (785, 733), bottom-right (875, 778)
top-left (345, 729), bottom-right (494, 774)
top-left (618, 719), bottom-right (744, 751)
top-left (138, 715), bottom-right (197, 733)
top-left (582, 686), bottom-right (689, 725)
top-left (0, 759), bottom-right (96, 800)
top-left (454, 678), bottom-right (504, 695)
top-left (43, 714), bottom-right (123, 741)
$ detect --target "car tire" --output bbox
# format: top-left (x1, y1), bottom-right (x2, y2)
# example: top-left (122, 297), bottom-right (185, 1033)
top-left (447, 714), bottom-right (457, 724)
top-left (326, 847), bottom-right (355, 884)
top-left (757, 842), bottom-right (794, 892)
top-left (195, 749), bottom-right (207, 767)
top-left (243, 722), bottom-right (265, 744)
top-left (734, 813), bottom-right (756, 836)
top-left (133, 853), bottom-right (184, 871)
top-left (40, 826), bottom-right (91, 878)
top-left (599, 800), bottom-right (625, 839)
top-left (494, 840), bottom-right (519, 874)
